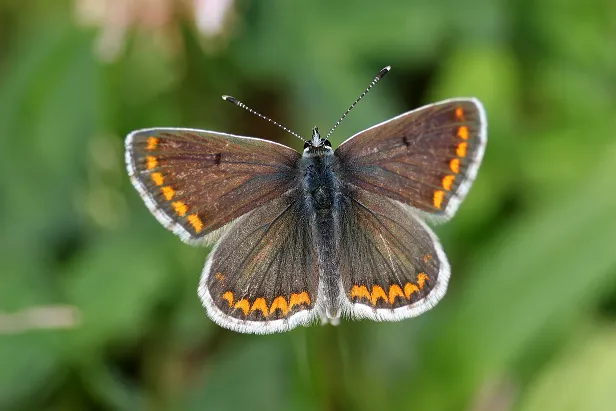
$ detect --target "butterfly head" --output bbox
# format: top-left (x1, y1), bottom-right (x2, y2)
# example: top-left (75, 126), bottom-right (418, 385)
top-left (303, 126), bottom-right (332, 153)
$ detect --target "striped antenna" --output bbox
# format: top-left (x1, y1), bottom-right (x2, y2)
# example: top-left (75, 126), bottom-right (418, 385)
top-left (325, 66), bottom-right (391, 140)
top-left (222, 95), bottom-right (305, 141)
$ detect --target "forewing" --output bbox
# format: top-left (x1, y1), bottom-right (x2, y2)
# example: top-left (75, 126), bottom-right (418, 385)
top-left (125, 128), bottom-right (300, 244)
top-left (198, 192), bottom-right (319, 334)
top-left (335, 98), bottom-right (487, 221)
top-left (339, 187), bottom-right (450, 321)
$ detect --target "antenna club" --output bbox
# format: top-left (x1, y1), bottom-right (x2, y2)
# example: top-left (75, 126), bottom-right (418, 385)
top-left (377, 66), bottom-right (391, 79)
top-left (222, 95), bottom-right (238, 104)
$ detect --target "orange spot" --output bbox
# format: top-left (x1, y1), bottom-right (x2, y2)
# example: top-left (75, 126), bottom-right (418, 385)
top-left (146, 136), bottom-right (159, 150)
top-left (215, 273), bottom-right (225, 281)
top-left (433, 190), bottom-right (445, 209)
top-left (423, 254), bottom-right (432, 263)
top-left (417, 273), bottom-right (429, 290)
top-left (250, 298), bottom-right (269, 317)
top-left (187, 214), bottom-right (204, 233)
top-left (350, 285), bottom-right (371, 301)
top-left (370, 285), bottom-right (388, 306)
top-left (455, 107), bottom-right (464, 121)
top-left (456, 142), bottom-right (468, 158)
top-left (457, 126), bottom-right (469, 140)
top-left (450, 158), bottom-right (460, 174)
top-left (404, 282), bottom-right (420, 299)
top-left (146, 156), bottom-right (158, 170)
top-left (172, 201), bottom-right (188, 216)
top-left (161, 186), bottom-right (175, 200)
top-left (442, 175), bottom-right (455, 191)
top-left (388, 284), bottom-right (405, 304)
top-left (289, 292), bottom-right (311, 310)
top-left (269, 296), bottom-right (289, 316)
top-left (151, 172), bottom-right (164, 186)
top-left (222, 291), bottom-right (234, 306)
top-left (234, 299), bottom-right (250, 315)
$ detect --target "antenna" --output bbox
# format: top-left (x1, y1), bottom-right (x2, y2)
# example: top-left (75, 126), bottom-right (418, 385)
top-left (325, 66), bottom-right (391, 140)
top-left (221, 95), bottom-right (305, 141)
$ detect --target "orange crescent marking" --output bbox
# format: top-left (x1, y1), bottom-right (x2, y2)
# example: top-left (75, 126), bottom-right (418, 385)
top-left (172, 201), bottom-right (188, 216)
top-left (442, 175), bottom-right (455, 191)
top-left (423, 254), bottom-right (433, 263)
top-left (146, 136), bottom-right (159, 150)
top-left (350, 285), bottom-right (371, 301)
top-left (433, 190), bottom-right (445, 209)
top-left (222, 291), bottom-right (234, 306)
top-left (388, 284), bottom-right (405, 304)
top-left (161, 186), bottom-right (175, 200)
top-left (404, 282), bottom-right (420, 299)
top-left (250, 298), bottom-right (269, 317)
top-left (417, 273), bottom-right (429, 290)
top-left (234, 299), bottom-right (250, 315)
top-left (289, 292), bottom-right (311, 310)
top-left (269, 296), bottom-right (289, 316)
top-left (151, 172), bottom-right (164, 186)
top-left (457, 126), bottom-right (469, 140)
top-left (450, 158), bottom-right (460, 174)
top-left (456, 142), bottom-right (468, 158)
top-left (187, 214), bottom-right (204, 233)
top-left (370, 285), bottom-right (388, 306)
top-left (146, 156), bottom-right (158, 170)
top-left (455, 107), bottom-right (464, 121)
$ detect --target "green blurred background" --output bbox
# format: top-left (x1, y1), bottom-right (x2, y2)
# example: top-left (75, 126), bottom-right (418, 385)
top-left (2, 0), bottom-right (616, 410)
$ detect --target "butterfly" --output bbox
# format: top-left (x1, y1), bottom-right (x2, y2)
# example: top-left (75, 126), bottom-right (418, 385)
top-left (125, 66), bottom-right (487, 334)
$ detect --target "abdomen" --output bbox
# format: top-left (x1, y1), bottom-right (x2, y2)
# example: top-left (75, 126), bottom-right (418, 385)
top-left (300, 152), bottom-right (344, 319)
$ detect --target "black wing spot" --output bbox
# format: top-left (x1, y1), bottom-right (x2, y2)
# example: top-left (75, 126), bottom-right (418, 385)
top-left (403, 135), bottom-right (411, 148)
top-left (214, 153), bottom-right (222, 165)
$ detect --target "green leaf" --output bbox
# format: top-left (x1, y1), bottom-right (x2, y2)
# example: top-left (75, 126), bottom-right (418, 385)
top-left (518, 326), bottom-right (616, 411)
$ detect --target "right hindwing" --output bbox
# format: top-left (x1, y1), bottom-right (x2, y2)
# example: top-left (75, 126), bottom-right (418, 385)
top-left (337, 186), bottom-right (450, 321)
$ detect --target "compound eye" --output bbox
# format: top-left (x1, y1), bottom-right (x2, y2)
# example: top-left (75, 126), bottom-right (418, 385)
top-left (323, 140), bottom-right (332, 147)
top-left (303, 141), bottom-right (311, 149)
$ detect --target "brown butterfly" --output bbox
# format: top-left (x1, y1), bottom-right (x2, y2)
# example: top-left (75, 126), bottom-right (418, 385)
top-left (125, 66), bottom-right (487, 333)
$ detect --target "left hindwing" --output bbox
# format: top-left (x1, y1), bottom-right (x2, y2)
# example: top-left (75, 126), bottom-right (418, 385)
top-left (335, 98), bottom-right (487, 221)
top-left (338, 187), bottom-right (450, 321)
top-left (198, 192), bottom-right (320, 334)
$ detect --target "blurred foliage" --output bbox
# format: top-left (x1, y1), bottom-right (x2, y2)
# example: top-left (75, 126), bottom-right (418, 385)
top-left (1, 0), bottom-right (616, 410)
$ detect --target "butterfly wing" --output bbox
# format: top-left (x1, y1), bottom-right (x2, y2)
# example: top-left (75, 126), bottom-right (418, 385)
top-left (125, 128), bottom-right (300, 244)
top-left (335, 98), bottom-right (487, 221)
top-left (338, 187), bottom-right (449, 320)
top-left (199, 191), bottom-right (320, 334)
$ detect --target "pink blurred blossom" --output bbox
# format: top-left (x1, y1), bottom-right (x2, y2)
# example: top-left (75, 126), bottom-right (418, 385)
top-left (75, 0), bottom-right (235, 61)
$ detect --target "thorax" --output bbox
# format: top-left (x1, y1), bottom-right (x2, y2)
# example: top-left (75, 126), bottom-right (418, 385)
top-left (299, 148), bottom-right (341, 213)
